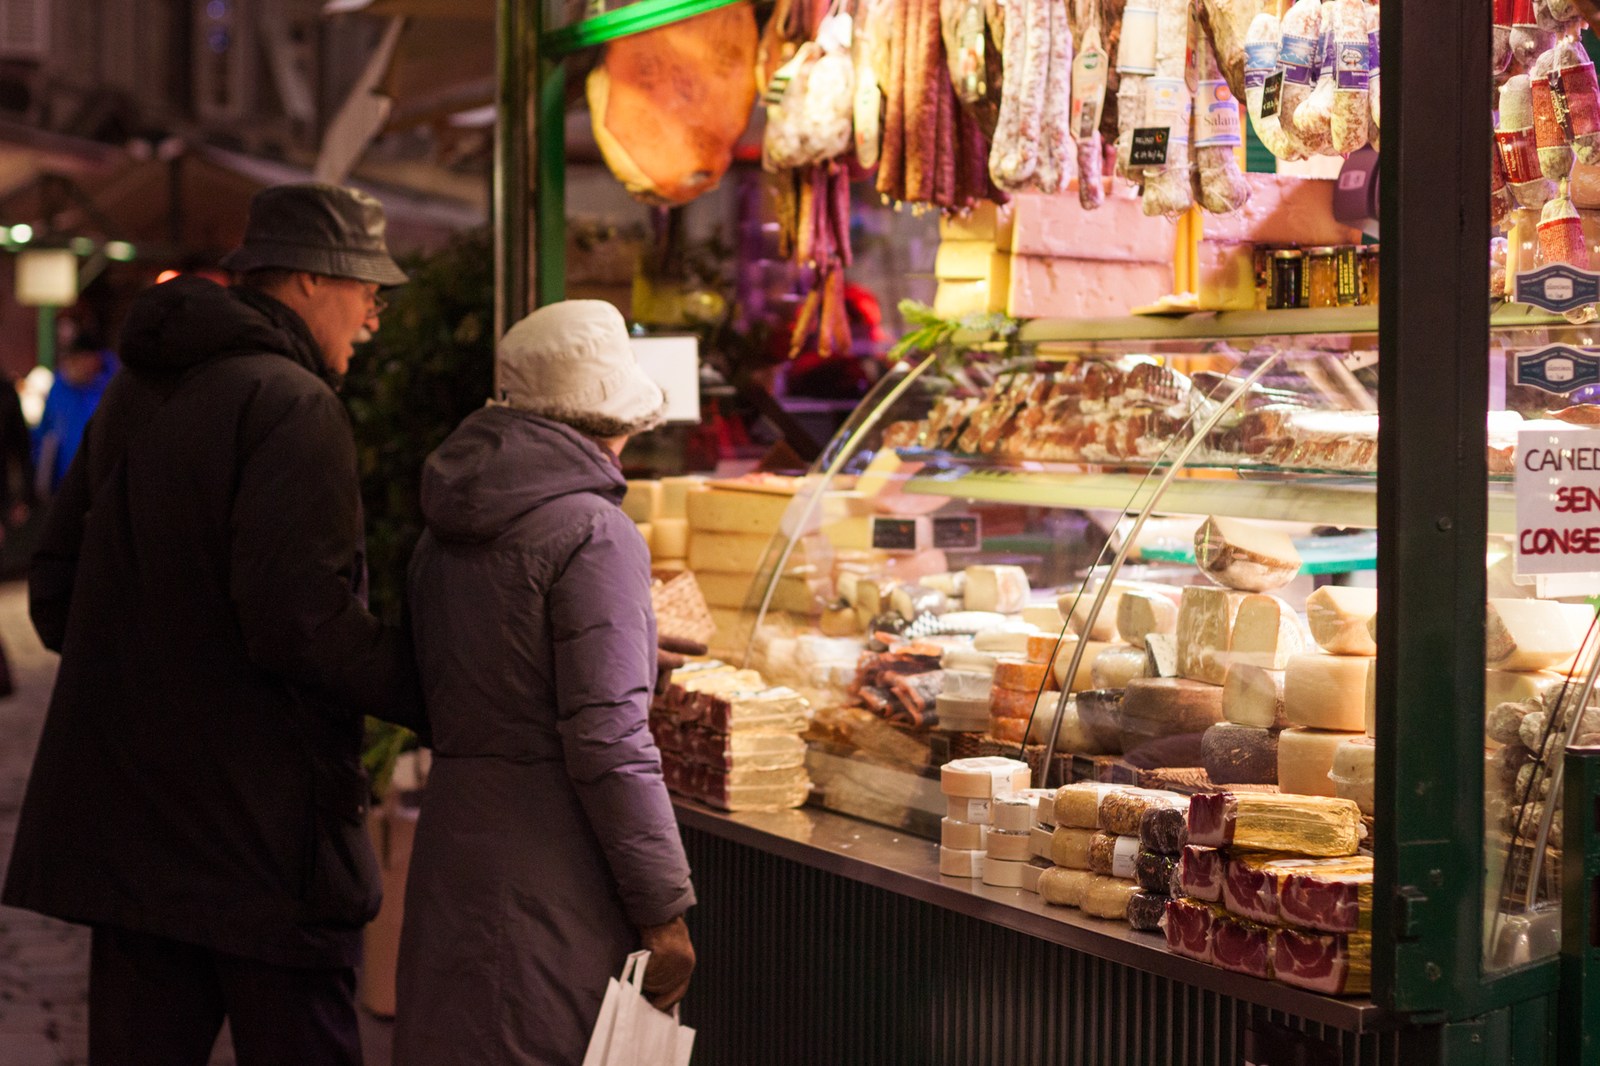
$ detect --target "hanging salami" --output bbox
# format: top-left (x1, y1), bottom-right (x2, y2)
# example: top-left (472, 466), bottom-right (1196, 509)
top-left (1499, 75), bottom-right (1557, 209)
top-left (1193, 29), bottom-right (1250, 214)
top-left (1139, 0), bottom-right (1193, 216)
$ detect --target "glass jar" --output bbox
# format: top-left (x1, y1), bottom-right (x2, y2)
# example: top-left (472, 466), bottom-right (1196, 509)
top-left (1271, 250), bottom-right (1304, 309)
top-left (1252, 246), bottom-right (1274, 310)
top-left (1305, 247), bottom-right (1339, 308)
top-left (1359, 245), bottom-right (1380, 305)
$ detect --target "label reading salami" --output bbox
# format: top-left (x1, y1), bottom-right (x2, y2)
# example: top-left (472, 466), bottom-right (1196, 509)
top-left (1261, 71), bottom-right (1285, 118)
top-left (1129, 127), bottom-right (1171, 166)
top-left (1194, 80), bottom-right (1243, 147)
top-left (1278, 33), bottom-right (1320, 85)
top-left (1335, 41), bottom-right (1368, 90)
top-left (1244, 41), bottom-right (1278, 89)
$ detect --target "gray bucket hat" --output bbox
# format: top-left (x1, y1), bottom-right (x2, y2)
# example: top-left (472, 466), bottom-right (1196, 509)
top-left (220, 183), bottom-right (408, 286)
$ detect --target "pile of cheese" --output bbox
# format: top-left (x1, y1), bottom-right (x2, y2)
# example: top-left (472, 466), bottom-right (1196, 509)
top-left (937, 756), bottom-right (1055, 892)
top-left (650, 659), bottom-right (813, 811)
top-left (1166, 791), bottom-right (1372, 996)
top-left (622, 475), bottom-right (703, 570)
top-left (1036, 784), bottom-right (1185, 924)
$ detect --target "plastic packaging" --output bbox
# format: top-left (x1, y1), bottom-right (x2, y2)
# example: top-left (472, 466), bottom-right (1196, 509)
top-left (1511, 0), bottom-right (1553, 68)
top-left (1328, 0), bottom-right (1368, 154)
top-left (1290, 1), bottom-right (1334, 154)
top-left (1244, 14), bottom-right (1302, 160)
top-left (1140, 0), bottom-right (1194, 216)
top-left (1194, 32), bottom-right (1250, 213)
top-left (1531, 49), bottom-right (1574, 183)
top-left (1539, 181), bottom-right (1589, 268)
top-left (1498, 76), bottom-right (1557, 210)
top-left (1275, 0), bottom-right (1323, 151)
top-left (1556, 39), bottom-right (1600, 165)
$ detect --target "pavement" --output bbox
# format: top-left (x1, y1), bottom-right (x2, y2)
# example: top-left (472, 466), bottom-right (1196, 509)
top-left (0, 582), bottom-right (395, 1065)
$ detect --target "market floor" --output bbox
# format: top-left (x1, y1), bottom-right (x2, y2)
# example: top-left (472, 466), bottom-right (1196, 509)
top-left (0, 582), bottom-right (396, 1065)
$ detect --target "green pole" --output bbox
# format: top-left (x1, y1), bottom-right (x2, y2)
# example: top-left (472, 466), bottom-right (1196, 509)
top-left (37, 305), bottom-right (54, 371)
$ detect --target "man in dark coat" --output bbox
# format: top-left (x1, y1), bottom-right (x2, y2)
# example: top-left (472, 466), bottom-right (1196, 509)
top-left (395, 300), bottom-right (696, 1066)
top-left (2, 184), bottom-right (424, 1065)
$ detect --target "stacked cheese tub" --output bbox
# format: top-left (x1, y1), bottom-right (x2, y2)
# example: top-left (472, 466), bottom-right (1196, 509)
top-left (651, 660), bottom-right (814, 811)
top-left (1165, 791), bottom-right (1373, 995)
top-left (981, 788), bottom-right (1057, 891)
top-left (1036, 784), bottom-right (1182, 922)
top-left (938, 756), bottom-right (1031, 879)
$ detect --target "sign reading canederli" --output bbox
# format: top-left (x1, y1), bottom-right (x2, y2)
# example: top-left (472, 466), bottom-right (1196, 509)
top-left (1515, 426), bottom-right (1600, 574)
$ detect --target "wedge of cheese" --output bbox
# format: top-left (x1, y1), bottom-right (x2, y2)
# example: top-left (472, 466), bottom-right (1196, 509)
top-left (966, 565), bottom-right (1031, 614)
top-left (1116, 590), bottom-right (1179, 650)
top-left (1283, 653), bottom-right (1372, 732)
top-left (1194, 516), bottom-right (1303, 593)
top-left (1007, 257), bottom-right (1174, 319)
top-left (1177, 586), bottom-right (1248, 686)
top-left (1278, 727), bottom-right (1363, 798)
top-left (686, 488), bottom-right (793, 534)
top-left (1223, 663), bottom-right (1288, 729)
top-left (1007, 191), bottom-right (1178, 262)
top-left (1232, 594), bottom-right (1307, 670)
top-left (1485, 599), bottom-right (1585, 671)
top-left (623, 480), bottom-right (664, 523)
top-left (1306, 586), bottom-right (1378, 656)
top-left (1328, 736), bottom-right (1375, 814)
top-left (1144, 632), bottom-right (1180, 678)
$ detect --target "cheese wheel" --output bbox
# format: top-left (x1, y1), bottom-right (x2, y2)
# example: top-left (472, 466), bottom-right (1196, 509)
top-left (1278, 727), bottom-right (1363, 798)
top-left (652, 517), bottom-right (689, 559)
top-left (964, 565), bottom-right (1032, 613)
top-left (1223, 664), bottom-right (1288, 729)
top-left (1054, 782), bottom-right (1121, 827)
top-left (940, 756), bottom-right (1031, 798)
top-left (939, 846), bottom-right (986, 877)
top-left (942, 817), bottom-right (990, 850)
top-left (1144, 633), bottom-right (1180, 678)
top-left (1091, 645), bottom-right (1147, 690)
top-left (943, 670), bottom-right (995, 699)
top-left (992, 794), bottom-right (1036, 833)
top-left (1082, 875), bottom-right (1142, 919)
top-left (1328, 736), bottom-right (1376, 814)
top-left (1119, 678), bottom-right (1226, 750)
top-left (1306, 586), bottom-right (1378, 656)
top-left (1233, 594), bottom-right (1307, 669)
top-left (987, 828), bottom-right (1035, 861)
top-left (1194, 515), bottom-right (1304, 592)
top-left (1031, 824), bottom-right (1055, 857)
top-left (941, 647), bottom-right (1015, 673)
top-left (1038, 866), bottom-right (1096, 907)
top-left (982, 856), bottom-right (1036, 887)
top-left (1284, 653), bottom-right (1372, 732)
top-left (1117, 590), bottom-right (1179, 649)
top-left (1050, 825), bottom-right (1097, 868)
top-left (990, 687), bottom-right (1039, 719)
top-left (988, 714), bottom-right (1040, 746)
top-left (994, 660), bottom-right (1056, 692)
top-left (1486, 598), bottom-right (1585, 671)
top-left (1202, 722), bottom-right (1281, 785)
top-left (623, 480), bottom-right (664, 522)
top-left (1022, 604), bottom-right (1066, 631)
top-left (974, 628), bottom-right (1038, 654)
top-left (1052, 639), bottom-right (1114, 691)
top-left (1027, 633), bottom-right (1064, 664)
top-left (947, 796), bottom-right (993, 824)
top-left (1035, 691), bottom-right (1111, 755)
top-left (1177, 586), bottom-right (1248, 685)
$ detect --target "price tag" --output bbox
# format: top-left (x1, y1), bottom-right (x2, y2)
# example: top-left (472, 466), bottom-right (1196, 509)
top-left (1514, 344), bottom-right (1600, 395)
top-left (1515, 426), bottom-right (1600, 575)
top-left (1513, 263), bottom-right (1600, 314)
top-left (1260, 71), bottom-right (1284, 118)
top-left (932, 514), bottom-right (982, 550)
top-left (1129, 127), bottom-right (1171, 166)
top-left (871, 516), bottom-right (919, 551)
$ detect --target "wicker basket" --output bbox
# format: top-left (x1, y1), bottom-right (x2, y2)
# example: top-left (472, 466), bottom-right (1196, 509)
top-left (651, 570), bottom-right (716, 646)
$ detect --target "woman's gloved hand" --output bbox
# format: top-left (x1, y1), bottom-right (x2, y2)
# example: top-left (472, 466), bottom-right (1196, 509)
top-left (638, 914), bottom-right (696, 1010)
top-left (654, 636), bottom-right (708, 695)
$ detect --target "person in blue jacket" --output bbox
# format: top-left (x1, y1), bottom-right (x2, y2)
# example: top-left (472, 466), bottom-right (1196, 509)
top-left (32, 333), bottom-right (118, 495)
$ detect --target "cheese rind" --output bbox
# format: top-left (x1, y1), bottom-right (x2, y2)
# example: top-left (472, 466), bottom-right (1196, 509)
top-left (964, 565), bottom-right (1032, 614)
top-left (1328, 737), bottom-right (1376, 815)
top-left (1177, 586), bottom-right (1248, 685)
top-left (1485, 599), bottom-right (1585, 671)
top-left (1194, 516), bottom-right (1304, 593)
top-left (1278, 727), bottom-right (1363, 798)
top-left (1203, 722), bottom-right (1280, 785)
top-left (1116, 590), bottom-right (1179, 649)
top-left (993, 660), bottom-right (1056, 692)
top-left (1306, 587), bottom-right (1379, 656)
top-left (1223, 664), bottom-right (1288, 729)
top-left (938, 846), bottom-right (986, 877)
top-left (1119, 678), bottom-right (1226, 751)
top-left (1232, 594), bottom-right (1307, 670)
top-left (942, 817), bottom-right (989, 851)
top-left (1090, 645), bottom-right (1148, 690)
top-left (1283, 654), bottom-right (1373, 732)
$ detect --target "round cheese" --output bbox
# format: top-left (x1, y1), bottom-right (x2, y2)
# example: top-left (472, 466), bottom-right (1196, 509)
top-left (974, 627), bottom-right (1039, 654)
top-left (1053, 782), bottom-right (1120, 828)
top-left (981, 856), bottom-right (1034, 887)
top-left (942, 817), bottom-right (989, 851)
top-left (990, 686), bottom-right (1038, 719)
top-left (1091, 644), bottom-right (1147, 690)
top-left (1328, 736), bottom-right (1376, 815)
top-left (988, 714), bottom-right (1035, 746)
top-left (993, 660), bottom-right (1056, 692)
top-left (1202, 722), bottom-right (1280, 785)
top-left (938, 846), bottom-right (986, 877)
top-left (1050, 825), bottom-right (1097, 868)
top-left (1176, 586), bottom-right (1248, 686)
top-left (1193, 515), bottom-right (1304, 592)
top-left (1051, 639), bottom-right (1113, 691)
top-left (1232, 594), bottom-right (1307, 669)
top-left (964, 565), bottom-right (1032, 614)
top-left (987, 828), bottom-right (1034, 861)
top-left (1034, 692), bottom-right (1110, 755)
top-left (1278, 727), bottom-right (1363, 798)
top-left (992, 794), bottom-right (1036, 833)
top-left (940, 756), bottom-right (1031, 798)
top-left (946, 796), bottom-right (992, 824)
top-left (1306, 586), bottom-right (1378, 656)
top-left (1027, 633), bottom-right (1065, 665)
top-left (1037, 866), bottom-right (1096, 907)
top-left (1116, 589), bottom-right (1179, 649)
top-left (1119, 678), bottom-right (1226, 751)
top-left (942, 670), bottom-right (995, 699)
top-left (1283, 653), bottom-right (1372, 731)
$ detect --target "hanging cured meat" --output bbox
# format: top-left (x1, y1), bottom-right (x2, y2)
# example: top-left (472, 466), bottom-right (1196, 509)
top-left (587, 2), bottom-right (759, 205)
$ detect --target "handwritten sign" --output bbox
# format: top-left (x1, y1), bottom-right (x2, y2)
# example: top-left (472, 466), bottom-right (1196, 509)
top-left (1515, 426), bottom-right (1600, 575)
top-left (1129, 127), bottom-right (1171, 167)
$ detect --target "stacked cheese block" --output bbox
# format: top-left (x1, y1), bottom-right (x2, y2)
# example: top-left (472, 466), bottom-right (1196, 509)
top-left (1035, 784), bottom-right (1183, 923)
top-left (651, 659), bottom-right (813, 811)
top-left (1483, 598), bottom-right (1599, 878)
top-left (938, 644), bottom-right (1009, 734)
top-left (1162, 791), bottom-right (1371, 994)
top-left (938, 757), bottom-right (1031, 879)
top-left (622, 476), bottom-right (703, 570)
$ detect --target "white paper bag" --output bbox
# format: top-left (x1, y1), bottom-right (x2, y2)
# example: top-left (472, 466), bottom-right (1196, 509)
top-left (581, 950), bottom-right (696, 1066)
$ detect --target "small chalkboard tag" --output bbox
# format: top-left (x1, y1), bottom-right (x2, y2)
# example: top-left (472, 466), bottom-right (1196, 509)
top-left (932, 514), bottom-right (982, 551)
top-left (1129, 127), bottom-right (1171, 167)
top-left (1260, 71), bottom-right (1284, 118)
top-left (1514, 343), bottom-right (1600, 395)
top-left (871, 516), bottom-right (920, 551)
top-left (1514, 263), bottom-right (1600, 314)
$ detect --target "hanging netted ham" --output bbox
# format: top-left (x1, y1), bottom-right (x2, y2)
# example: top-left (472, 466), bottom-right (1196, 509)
top-left (587, 3), bottom-right (759, 205)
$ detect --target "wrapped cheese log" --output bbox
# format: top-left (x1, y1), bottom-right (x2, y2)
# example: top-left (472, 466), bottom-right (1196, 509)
top-left (1539, 180), bottom-right (1590, 269)
top-left (1082, 875), bottom-right (1142, 919)
top-left (1139, 803), bottom-right (1189, 854)
top-left (1276, 0), bottom-right (1323, 153)
top-left (1556, 40), bottom-right (1600, 165)
top-left (1140, 0), bottom-right (1194, 216)
top-left (1126, 890), bottom-right (1168, 931)
top-left (1290, 2), bottom-right (1335, 155)
top-left (1193, 32), bottom-right (1250, 214)
top-left (1187, 791), bottom-right (1363, 856)
top-left (1054, 781), bottom-right (1123, 826)
top-left (1495, 0), bottom-right (1513, 74)
top-left (1511, 0), bottom-right (1553, 68)
top-left (1492, 137), bottom-right (1516, 229)
top-left (1164, 896), bottom-right (1220, 962)
top-left (1098, 787), bottom-right (1186, 835)
top-left (1532, 49), bottom-right (1575, 183)
top-left (1034, 0), bottom-right (1075, 196)
top-left (1087, 830), bottom-right (1138, 876)
top-left (1134, 848), bottom-right (1178, 893)
top-left (1328, 0), bottom-right (1368, 155)
top-left (1243, 14), bottom-right (1303, 161)
top-left (1499, 77), bottom-right (1557, 210)
top-left (1050, 825), bottom-right (1097, 867)
top-left (1038, 864), bottom-right (1096, 906)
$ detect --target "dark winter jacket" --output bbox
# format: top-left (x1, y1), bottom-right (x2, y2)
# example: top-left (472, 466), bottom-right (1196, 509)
top-left (394, 405), bottom-right (694, 1066)
top-left (2, 275), bottom-right (426, 969)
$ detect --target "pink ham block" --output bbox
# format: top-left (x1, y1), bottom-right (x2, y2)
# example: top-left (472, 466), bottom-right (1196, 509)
top-left (1007, 257), bottom-right (1174, 319)
top-left (1007, 192), bottom-right (1179, 262)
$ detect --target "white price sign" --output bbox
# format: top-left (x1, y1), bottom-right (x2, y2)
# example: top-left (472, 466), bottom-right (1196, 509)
top-left (1515, 426), bottom-right (1600, 574)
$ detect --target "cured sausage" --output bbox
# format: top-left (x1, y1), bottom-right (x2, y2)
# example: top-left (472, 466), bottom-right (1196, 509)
top-left (1037, 0), bottom-right (1076, 194)
top-left (1139, 0), bottom-right (1192, 215)
top-left (1328, 0), bottom-right (1368, 155)
top-left (1193, 33), bottom-right (1250, 214)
